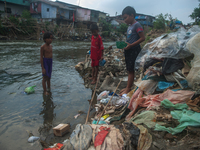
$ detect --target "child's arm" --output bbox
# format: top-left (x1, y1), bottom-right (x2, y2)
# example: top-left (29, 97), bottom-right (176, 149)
top-left (40, 46), bottom-right (46, 74)
top-left (125, 32), bottom-right (145, 50)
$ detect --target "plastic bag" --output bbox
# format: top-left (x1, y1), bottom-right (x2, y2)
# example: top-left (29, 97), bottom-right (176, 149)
top-left (70, 124), bottom-right (92, 150)
top-left (134, 79), bottom-right (158, 95)
top-left (186, 32), bottom-right (200, 89)
top-left (25, 85), bottom-right (36, 94)
top-left (161, 99), bottom-right (188, 110)
top-left (155, 99), bottom-right (200, 134)
top-left (162, 58), bottom-right (184, 74)
top-left (135, 26), bottom-right (200, 69)
top-left (99, 59), bottom-right (106, 66)
top-left (28, 136), bottom-right (39, 143)
top-left (97, 91), bottom-right (109, 100)
top-left (155, 109), bottom-right (200, 135)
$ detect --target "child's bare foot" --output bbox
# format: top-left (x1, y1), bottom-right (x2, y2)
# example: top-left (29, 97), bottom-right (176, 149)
top-left (119, 88), bottom-right (131, 96)
top-left (91, 80), bottom-right (96, 85)
top-left (44, 91), bottom-right (49, 95)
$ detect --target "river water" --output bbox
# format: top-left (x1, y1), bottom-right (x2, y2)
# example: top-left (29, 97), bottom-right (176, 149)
top-left (0, 40), bottom-right (114, 150)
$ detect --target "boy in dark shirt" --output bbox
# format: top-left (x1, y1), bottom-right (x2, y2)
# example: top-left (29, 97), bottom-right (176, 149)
top-left (120, 6), bottom-right (145, 95)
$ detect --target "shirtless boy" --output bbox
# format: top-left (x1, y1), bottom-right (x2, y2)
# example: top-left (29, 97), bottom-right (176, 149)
top-left (40, 32), bottom-right (53, 95)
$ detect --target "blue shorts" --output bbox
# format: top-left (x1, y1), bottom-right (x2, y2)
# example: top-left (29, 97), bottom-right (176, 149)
top-left (42, 58), bottom-right (52, 78)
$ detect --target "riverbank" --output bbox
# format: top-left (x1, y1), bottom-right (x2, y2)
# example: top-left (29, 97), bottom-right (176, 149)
top-left (69, 26), bottom-right (200, 150)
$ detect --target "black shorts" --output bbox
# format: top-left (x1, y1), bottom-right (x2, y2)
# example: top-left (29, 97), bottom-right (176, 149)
top-left (124, 45), bottom-right (141, 72)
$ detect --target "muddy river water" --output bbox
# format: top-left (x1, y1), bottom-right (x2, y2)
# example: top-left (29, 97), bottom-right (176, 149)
top-left (0, 40), bottom-right (114, 149)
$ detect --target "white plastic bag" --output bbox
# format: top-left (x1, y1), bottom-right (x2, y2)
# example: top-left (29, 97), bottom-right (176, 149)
top-left (97, 90), bottom-right (109, 100)
top-left (186, 32), bottom-right (200, 89)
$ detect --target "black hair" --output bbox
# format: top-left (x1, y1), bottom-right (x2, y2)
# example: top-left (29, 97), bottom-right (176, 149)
top-left (122, 6), bottom-right (136, 17)
top-left (90, 24), bottom-right (98, 31)
top-left (43, 32), bottom-right (52, 42)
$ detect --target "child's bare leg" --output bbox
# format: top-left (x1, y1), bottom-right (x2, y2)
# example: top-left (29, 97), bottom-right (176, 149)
top-left (120, 71), bottom-right (134, 96)
top-left (47, 77), bottom-right (51, 92)
top-left (89, 67), bottom-right (95, 80)
top-left (42, 76), bottom-right (47, 94)
top-left (91, 66), bottom-right (98, 84)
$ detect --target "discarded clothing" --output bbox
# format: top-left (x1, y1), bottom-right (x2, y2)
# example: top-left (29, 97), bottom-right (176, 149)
top-left (70, 124), bottom-right (92, 150)
top-left (43, 57), bottom-right (52, 78)
top-left (118, 122), bottom-right (140, 150)
top-left (90, 124), bottom-right (124, 150)
top-left (156, 81), bottom-right (175, 91)
top-left (127, 89), bottom-right (195, 120)
top-left (126, 88), bottom-right (144, 120)
top-left (155, 108), bottom-right (200, 135)
top-left (94, 127), bottom-right (110, 147)
top-left (131, 110), bottom-right (165, 128)
top-left (161, 99), bottom-right (188, 110)
top-left (137, 125), bottom-right (152, 150)
top-left (186, 96), bottom-right (200, 112)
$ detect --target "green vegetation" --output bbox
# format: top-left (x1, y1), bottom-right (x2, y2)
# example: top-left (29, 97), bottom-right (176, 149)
top-left (189, 0), bottom-right (200, 25)
top-left (153, 13), bottom-right (168, 30)
top-left (21, 10), bottom-right (31, 19)
top-left (117, 23), bottom-right (128, 34)
top-left (9, 15), bottom-right (19, 25)
top-left (99, 20), bottom-right (111, 37)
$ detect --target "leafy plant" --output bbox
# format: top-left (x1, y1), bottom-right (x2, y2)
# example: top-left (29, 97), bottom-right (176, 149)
top-left (9, 15), bottom-right (19, 25)
top-left (189, 3), bottom-right (200, 24)
top-left (102, 31), bottom-right (110, 37)
top-left (153, 13), bottom-right (167, 30)
top-left (117, 23), bottom-right (128, 34)
top-left (21, 10), bottom-right (31, 19)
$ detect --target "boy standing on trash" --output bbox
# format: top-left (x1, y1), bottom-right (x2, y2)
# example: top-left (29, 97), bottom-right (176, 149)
top-left (120, 6), bottom-right (145, 96)
top-left (89, 24), bottom-right (104, 84)
top-left (40, 32), bottom-right (53, 95)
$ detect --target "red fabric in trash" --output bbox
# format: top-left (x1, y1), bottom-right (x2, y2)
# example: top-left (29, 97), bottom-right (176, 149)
top-left (44, 143), bottom-right (63, 150)
top-left (94, 127), bottom-right (110, 147)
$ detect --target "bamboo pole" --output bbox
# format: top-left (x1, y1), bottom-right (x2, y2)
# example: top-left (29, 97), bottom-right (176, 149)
top-left (96, 78), bottom-right (122, 124)
top-left (85, 73), bottom-right (101, 124)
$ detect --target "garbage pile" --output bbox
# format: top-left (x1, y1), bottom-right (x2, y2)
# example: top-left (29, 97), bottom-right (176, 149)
top-left (41, 26), bottom-right (200, 150)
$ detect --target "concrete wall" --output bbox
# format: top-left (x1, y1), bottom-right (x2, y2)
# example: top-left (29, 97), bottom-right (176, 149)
top-left (41, 3), bottom-right (56, 19)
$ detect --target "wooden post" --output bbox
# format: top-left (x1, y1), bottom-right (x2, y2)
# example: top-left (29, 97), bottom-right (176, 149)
top-left (85, 73), bottom-right (100, 124)
top-left (5, 0), bottom-right (7, 18)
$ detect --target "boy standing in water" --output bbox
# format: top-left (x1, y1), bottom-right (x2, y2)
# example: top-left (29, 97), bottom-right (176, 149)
top-left (40, 32), bottom-right (53, 95)
top-left (120, 6), bottom-right (145, 95)
top-left (90, 24), bottom-right (104, 84)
